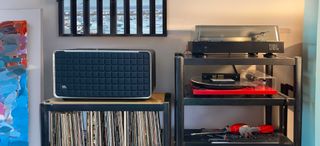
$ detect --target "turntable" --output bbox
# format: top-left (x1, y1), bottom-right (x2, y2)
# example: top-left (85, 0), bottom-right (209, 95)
top-left (188, 25), bottom-right (284, 57)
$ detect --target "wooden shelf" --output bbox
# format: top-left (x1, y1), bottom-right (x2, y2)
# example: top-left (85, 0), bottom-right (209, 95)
top-left (44, 93), bottom-right (166, 105)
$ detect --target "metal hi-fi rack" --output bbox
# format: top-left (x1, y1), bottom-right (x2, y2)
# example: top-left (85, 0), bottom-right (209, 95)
top-left (174, 53), bottom-right (302, 146)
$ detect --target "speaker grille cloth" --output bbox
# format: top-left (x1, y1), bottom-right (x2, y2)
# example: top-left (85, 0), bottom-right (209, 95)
top-left (54, 51), bottom-right (151, 98)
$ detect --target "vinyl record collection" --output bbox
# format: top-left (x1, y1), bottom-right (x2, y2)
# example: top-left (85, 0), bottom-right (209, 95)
top-left (49, 111), bottom-right (162, 146)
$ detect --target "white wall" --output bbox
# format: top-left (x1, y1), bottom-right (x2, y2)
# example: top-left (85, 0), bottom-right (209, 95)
top-left (0, 0), bottom-right (304, 145)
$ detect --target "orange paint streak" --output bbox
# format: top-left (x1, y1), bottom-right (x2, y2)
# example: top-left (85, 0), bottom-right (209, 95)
top-left (0, 21), bottom-right (27, 35)
top-left (14, 21), bottom-right (27, 35)
top-left (6, 62), bottom-right (18, 67)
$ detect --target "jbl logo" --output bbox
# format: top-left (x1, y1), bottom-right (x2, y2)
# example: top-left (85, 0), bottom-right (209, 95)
top-left (61, 85), bottom-right (68, 89)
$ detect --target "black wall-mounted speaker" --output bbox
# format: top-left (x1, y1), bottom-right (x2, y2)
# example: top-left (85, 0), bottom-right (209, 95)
top-left (53, 49), bottom-right (155, 99)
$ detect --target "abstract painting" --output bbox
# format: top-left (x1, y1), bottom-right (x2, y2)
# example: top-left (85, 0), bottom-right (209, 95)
top-left (0, 21), bottom-right (28, 146)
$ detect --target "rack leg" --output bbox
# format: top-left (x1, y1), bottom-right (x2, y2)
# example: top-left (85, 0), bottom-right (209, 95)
top-left (279, 105), bottom-right (288, 136)
top-left (40, 104), bottom-right (49, 146)
top-left (163, 102), bottom-right (171, 146)
top-left (175, 54), bottom-right (184, 146)
top-left (265, 65), bottom-right (273, 125)
top-left (284, 105), bottom-right (288, 136)
top-left (294, 57), bottom-right (302, 146)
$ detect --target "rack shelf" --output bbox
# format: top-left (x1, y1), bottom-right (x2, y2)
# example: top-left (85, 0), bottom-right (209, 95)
top-left (184, 129), bottom-right (293, 146)
top-left (174, 54), bottom-right (302, 146)
top-left (41, 93), bottom-right (170, 111)
top-left (40, 93), bottom-right (172, 146)
top-left (182, 54), bottom-right (296, 66)
top-left (184, 94), bottom-right (295, 106)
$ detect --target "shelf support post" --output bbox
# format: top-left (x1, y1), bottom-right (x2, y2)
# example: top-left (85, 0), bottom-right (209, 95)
top-left (175, 53), bottom-right (184, 146)
top-left (40, 104), bottom-right (49, 146)
top-left (294, 57), bottom-right (302, 146)
top-left (163, 100), bottom-right (171, 146)
top-left (265, 65), bottom-right (274, 125)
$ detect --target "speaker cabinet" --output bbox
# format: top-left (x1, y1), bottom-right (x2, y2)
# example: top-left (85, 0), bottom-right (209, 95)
top-left (53, 49), bottom-right (155, 99)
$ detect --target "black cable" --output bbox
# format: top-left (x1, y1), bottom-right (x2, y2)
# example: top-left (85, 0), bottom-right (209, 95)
top-left (232, 65), bottom-right (238, 74)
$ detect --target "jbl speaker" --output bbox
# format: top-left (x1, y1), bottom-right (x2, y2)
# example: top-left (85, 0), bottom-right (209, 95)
top-left (53, 49), bottom-right (155, 99)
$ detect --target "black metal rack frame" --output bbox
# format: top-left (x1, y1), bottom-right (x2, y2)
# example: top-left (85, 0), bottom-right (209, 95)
top-left (174, 54), bottom-right (302, 146)
top-left (40, 93), bottom-right (172, 146)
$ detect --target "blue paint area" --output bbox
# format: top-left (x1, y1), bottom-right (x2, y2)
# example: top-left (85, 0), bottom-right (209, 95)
top-left (0, 136), bottom-right (9, 145)
top-left (7, 66), bottom-right (26, 76)
top-left (0, 70), bottom-right (19, 101)
top-left (0, 72), bottom-right (28, 146)
top-left (0, 56), bottom-right (11, 63)
top-left (1, 35), bottom-right (19, 55)
top-left (3, 44), bottom-right (18, 53)
top-left (12, 73), bottom-right (28, 141)
top-left (0, 61), bottom-right (4, 68)
top-left (9, 141), bottom-right (28, 146)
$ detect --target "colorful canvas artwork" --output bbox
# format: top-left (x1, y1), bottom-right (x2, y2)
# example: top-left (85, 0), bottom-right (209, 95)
top-left (0, 21), bottom-right (28, 146)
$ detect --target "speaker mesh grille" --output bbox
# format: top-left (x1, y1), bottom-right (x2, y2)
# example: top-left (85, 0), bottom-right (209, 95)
top-left (54, 51), bottom-right (151, 98)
